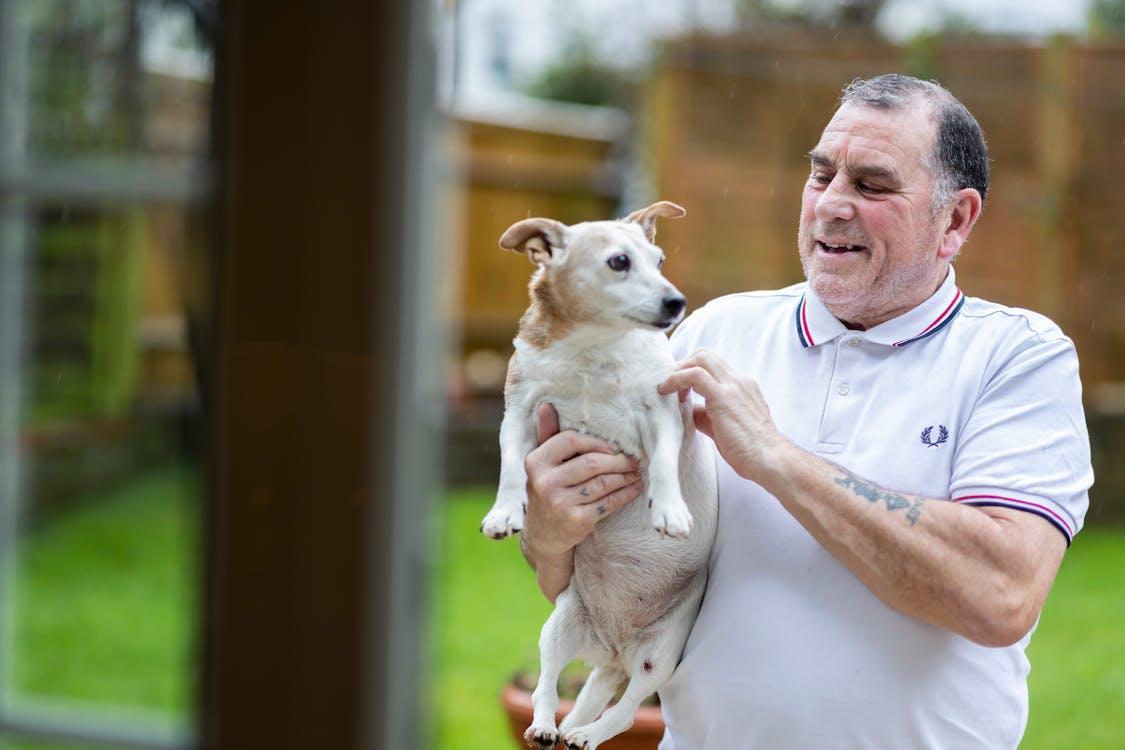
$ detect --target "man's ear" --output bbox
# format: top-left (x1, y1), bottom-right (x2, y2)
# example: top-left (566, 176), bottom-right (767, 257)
top-left (939, 188), bottom-right (983, 261)
top-left (623, 201), bottom-right (686, 242)
top-left (499, 218), bottom-right (568, 265)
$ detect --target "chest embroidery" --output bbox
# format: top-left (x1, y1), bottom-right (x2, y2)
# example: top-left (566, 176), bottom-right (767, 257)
top-left (920, 425), bottom-right (949, 447)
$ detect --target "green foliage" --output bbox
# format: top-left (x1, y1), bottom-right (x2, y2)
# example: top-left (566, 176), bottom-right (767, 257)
top-left (735, 0), bottom-right (888, 30)
top-left (523, 40), bottom-right (629, 108)
top-left (1090, 0), bottom-right (1125, 38)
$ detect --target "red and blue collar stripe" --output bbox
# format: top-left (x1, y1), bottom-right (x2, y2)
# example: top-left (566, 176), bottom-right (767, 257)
top-left (795, 294), bottom-right (815, 347)
top-left (891, 289), bottom-right (964, 347)
top-left (795, 287), bottom-right (965, 349)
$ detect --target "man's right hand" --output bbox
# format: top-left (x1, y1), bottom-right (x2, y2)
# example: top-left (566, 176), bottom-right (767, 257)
top-left (521, 403), bottom-right (643, 599)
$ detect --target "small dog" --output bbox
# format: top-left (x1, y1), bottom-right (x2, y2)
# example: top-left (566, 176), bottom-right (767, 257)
top-left (481, 202), bottom-right (718, 750)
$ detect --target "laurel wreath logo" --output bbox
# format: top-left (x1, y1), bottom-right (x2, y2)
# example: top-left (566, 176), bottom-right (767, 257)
top-left (921, 425), bottom-right (949, 447)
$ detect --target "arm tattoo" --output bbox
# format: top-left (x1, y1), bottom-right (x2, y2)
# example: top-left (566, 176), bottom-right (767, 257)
top-left (833, 474), bottom-right (925, 526)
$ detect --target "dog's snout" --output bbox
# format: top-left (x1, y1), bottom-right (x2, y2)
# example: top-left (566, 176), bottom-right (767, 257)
top-left (662, 295), bottom-right (687, 318)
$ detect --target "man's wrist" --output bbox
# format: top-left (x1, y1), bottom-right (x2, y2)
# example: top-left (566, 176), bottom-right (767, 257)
top-left (750, 431), bottom-right (801, 489)
top-left (521, 529), bottom-right (571, 568)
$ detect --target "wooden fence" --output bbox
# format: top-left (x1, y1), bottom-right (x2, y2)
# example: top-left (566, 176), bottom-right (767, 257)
top-left (642, 34), bottom-right (1125, 389)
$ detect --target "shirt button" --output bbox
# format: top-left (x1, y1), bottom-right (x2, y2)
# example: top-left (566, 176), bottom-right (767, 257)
top-left (847, 337), bottom-right (860, 348)
top-left (838, 383), bottom-right (850, 395)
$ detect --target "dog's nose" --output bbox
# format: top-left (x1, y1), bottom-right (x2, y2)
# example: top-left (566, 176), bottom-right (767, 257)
top-left (662, 295), bottom-right (687, 318)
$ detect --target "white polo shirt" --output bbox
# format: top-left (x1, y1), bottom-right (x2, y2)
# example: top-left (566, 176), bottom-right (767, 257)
top-left (658, 267), bottom-right (1093, 750)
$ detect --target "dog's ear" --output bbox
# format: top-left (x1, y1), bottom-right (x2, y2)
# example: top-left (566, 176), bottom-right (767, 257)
top-left (499, 218), bottom-right (568, 265)
top-left (623, 201), bottom-right (686, 242)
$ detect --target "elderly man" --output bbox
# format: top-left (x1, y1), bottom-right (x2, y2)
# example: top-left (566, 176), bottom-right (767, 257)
top-left (519, 74), bottom-right (1092, 749)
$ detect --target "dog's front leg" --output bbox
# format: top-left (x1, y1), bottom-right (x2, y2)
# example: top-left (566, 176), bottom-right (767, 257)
top-left (481, 393), bottom-right (536, 539)
top-left (644, 397), bottom-right (692, 539)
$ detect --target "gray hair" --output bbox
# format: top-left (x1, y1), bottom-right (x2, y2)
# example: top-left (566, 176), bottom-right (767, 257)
top-left (840, 74), bottom-right (989, 215)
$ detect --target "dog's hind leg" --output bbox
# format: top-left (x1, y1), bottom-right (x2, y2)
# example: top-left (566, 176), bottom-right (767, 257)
top-left (525, 583), bottom-right (590, 749)
top-left (558, 665), bottom-right (623, 734)
top-left (560, 576), bottom-right (705, 750)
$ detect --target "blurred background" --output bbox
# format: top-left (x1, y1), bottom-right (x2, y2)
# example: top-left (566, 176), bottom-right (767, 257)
top-left (0, 1), bottom-right (1121, 749)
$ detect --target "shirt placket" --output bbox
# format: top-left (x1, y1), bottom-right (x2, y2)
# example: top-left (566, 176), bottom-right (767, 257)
top-left (815, 335), bottom-right (865, 454)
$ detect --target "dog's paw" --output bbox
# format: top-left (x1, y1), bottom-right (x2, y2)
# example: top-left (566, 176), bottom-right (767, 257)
top-left (561, 727), bottom-right (594, 750)
top-left (480, 501), bottom-right (525, 540)
top-left (524, 724), bottom-right (560, 749)
top-left (650, 499), bottom-right (693, 539)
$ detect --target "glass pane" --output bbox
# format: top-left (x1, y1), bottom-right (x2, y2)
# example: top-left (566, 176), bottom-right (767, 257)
top-left (0, 198), bottom-right (206, 729)
top-left (9, 0), bottom-right (213, 164)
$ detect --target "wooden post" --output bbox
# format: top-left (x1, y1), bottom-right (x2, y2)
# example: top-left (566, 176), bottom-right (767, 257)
top-left (202, 1), bottom-right (439, 749)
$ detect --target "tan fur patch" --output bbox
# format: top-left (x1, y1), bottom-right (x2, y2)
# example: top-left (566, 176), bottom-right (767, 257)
top-left (517, 273), bottom-right (575, 349)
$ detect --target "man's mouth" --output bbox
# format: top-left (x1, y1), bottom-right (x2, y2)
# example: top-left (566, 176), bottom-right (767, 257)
top-left (817, 239), bottom-right (867, 254)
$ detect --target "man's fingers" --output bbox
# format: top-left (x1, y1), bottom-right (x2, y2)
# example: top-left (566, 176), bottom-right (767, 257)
top-left (582, 479), bottom-right (643, 521)
top-left (535, 430), bottom-right (621, 466)
top-left (555, 450), bottom-right (638, 487)
top-left (682, 349), bottom-right (737, 380)
top-left (573, 471), bottom-right (641, 505)
top-left (658, 366), bottom-right (723, 400)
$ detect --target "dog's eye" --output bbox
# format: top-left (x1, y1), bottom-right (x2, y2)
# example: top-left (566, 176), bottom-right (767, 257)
top-left (658, 257), bottom-right (665, 270)
top-left (607, 254), bottom-right (631, 272)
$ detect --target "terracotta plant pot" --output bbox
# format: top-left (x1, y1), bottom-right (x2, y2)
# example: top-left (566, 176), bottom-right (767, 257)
top-left (500, 682), bottom-right (665, 749)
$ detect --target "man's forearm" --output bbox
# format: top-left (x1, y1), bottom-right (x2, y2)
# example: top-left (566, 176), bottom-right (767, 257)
top-left (520, 533), bottom-right (574, 603)
top-left (755, 439), bottom-right (1066, 646)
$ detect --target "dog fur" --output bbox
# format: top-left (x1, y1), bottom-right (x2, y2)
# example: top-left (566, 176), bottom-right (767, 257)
top-left (481, 202), bottom-right (718, 750)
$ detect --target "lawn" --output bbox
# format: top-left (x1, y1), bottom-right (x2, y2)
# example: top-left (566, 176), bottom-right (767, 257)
top-left (0, 465), bottom-right (198, 750)
top-left (0, 475), bottom-right (1121, 749)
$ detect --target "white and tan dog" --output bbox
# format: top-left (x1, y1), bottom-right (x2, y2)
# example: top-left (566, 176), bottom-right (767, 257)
top-left (481, 202), bottom-right (718, 750)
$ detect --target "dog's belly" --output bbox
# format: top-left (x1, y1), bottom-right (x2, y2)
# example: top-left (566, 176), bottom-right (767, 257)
top-left (570, 433), bottom-right (716, 652)
top-left (573, 537), bottom-right (702, 649)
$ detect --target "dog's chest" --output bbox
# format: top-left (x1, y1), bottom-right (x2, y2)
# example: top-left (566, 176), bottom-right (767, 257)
top-left (514, 333), bottom-right (673, 454)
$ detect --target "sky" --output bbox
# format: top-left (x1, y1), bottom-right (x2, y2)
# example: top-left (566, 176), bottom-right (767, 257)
top-left (878, 0), bottom-right (1092, 41)
top-left (444, 0), bottom-right (1098, 102)
top-left (539, 0), bottom-right (1096, 65)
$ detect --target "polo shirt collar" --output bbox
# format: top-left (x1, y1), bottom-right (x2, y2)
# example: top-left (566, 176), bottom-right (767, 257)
top-left (795, 267), bottom-right (964, 348)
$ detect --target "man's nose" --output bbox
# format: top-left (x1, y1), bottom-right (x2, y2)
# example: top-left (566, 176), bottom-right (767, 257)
top-left (814, 175), bottom-right (856, 223)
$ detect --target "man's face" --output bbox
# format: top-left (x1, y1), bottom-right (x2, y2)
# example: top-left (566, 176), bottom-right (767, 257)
top-left (797, 101), bottom-right (948, 328)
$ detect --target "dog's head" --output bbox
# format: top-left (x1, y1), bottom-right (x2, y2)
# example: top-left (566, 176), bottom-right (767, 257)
top-left (500, 201), bottom-right (688, 333)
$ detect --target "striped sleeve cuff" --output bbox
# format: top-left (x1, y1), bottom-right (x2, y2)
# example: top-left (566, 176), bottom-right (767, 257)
top-left (952, 487), bottom-right (1078, 545)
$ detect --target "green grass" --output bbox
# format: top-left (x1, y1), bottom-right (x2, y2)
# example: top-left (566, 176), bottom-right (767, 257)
top-left (3, 465), bottom-right (198, 719)
top-left (1023, 530), bottom-right (1125, 749)
top-left (430, 488), bottom-right (554, 749)
top-left (0, 478), bottom-right (1120, 749)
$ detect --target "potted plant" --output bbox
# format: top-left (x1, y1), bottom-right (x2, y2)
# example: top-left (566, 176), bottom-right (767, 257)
top-left (500, 668), bottom-right (665, 749)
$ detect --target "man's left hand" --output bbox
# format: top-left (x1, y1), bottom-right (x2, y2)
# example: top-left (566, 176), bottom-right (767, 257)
top-left (658, 349), bottom-right (787, 481)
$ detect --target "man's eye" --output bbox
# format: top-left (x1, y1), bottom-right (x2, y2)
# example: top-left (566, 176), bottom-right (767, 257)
top-left (607, 254), bottom-right (631, 272)
top-left (857, 181), bottom-right (884, 194)
top-left (811, 172), bottom-right (832, 184)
